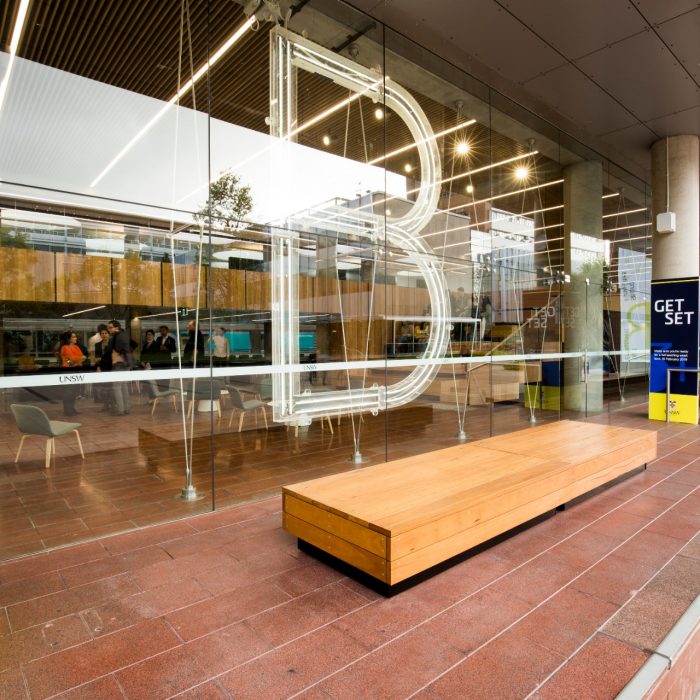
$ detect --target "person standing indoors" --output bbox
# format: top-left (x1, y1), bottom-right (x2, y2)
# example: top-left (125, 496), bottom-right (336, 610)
top-left (87, 324), bottom-right (107, 364)
top-left (60, 331), bottom-right (86, 416)
top-left (107, 320), bottom-right (132, 415)
top-left (210, 327), bottom-right (230, 366)
top-left (140, 329), bottom-right (159, 369)
top-left (94, 326), bottom-right (113, 411)
top-left (183, 320), bottom-right (204, 366)
top-left (154, 325), bottom-right (176, 368)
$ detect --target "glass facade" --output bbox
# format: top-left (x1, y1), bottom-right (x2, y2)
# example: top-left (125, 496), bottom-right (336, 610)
top-left (0, 0), bottom-right (651, 559)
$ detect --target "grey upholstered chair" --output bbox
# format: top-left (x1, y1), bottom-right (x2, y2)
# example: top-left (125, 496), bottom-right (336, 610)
top-left (228, 386), bottom-right (268, 432)
top-left (186, 379), bottom-right (224, 419)
top-left (147, 380), bottom-right (180, 416)
top-left (11, 404), bottom-right (85, 469)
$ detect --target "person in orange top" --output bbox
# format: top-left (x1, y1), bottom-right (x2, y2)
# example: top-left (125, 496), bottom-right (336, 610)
top-left (60, 332), bottom-right (86, 416)
top-left (60, 333), bottom-right (86, 368)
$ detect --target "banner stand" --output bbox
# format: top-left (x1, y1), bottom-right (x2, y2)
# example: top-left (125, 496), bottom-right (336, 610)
top-left (649, 278), bottom-right (700, 424)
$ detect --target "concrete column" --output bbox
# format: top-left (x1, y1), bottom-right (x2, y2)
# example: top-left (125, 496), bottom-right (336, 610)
top-left (651, 135), bottom-right (700, 280)
top-left (562, 160), bottom-right (604, 413)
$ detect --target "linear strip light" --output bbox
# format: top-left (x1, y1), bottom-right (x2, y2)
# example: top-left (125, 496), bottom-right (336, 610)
top-left (602, 207), bottom-right (647, 219)
top-left (366, 119), bottom-right (476, 165)
top-left (439, 178), bottom-right (565, 216)
top-left (135, 311), bottom-right (179, 321)
top-left (603, 222), bottom-right (651, 234)
top-left (438, 221), bottom-right (565, 252)
top-left (360, 151), bottom-right (540, 217)
top-left (0, 0), bottom-right (30, 117)
top-left (436, 151), bottom-right (538, 192)
top-left (91, 15), bottom-right (256, 188)
top-left (62, 305), bottom-right (107, 318)
top-left (420, 204), bottom-right (564, 240)
top-left (609, 233), bottom-right (652, 243)
top-left (285, 83), bottom-right (379, 141)
top-left (177, 77), bottom-right (379, 205)
top-left (602, 192), bottom-right (620, 199)
top-left (304, 150), bottom-right (543, 235)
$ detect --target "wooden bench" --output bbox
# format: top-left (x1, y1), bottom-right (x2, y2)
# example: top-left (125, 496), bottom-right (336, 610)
top-left (282, 420), bottom-right (657, 589)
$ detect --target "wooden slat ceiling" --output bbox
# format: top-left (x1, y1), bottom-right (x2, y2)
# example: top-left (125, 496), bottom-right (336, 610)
top-left (1, 0), bottom-right (648, 240)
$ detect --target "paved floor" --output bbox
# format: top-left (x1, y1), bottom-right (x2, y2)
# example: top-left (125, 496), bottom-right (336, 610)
top-left (0, 403), bottom-right (698, 699)
top-left (0, 385), bottom-right (566, 560)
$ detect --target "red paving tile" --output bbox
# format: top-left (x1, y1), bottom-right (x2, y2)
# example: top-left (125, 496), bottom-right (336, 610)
top-left (270, 561), bottom-right (346, 597)
top-left (23, 618), bottom-right (181, 699)
top-left (115, 643), bottom-right (208, 700)
top-left (51, 675), bottom-right (125, 700)
top-left (419, 586), bottom-right (533, 655)
top-left (547, 528), bottom-right (620, 568)
top-left (164, 580), bottom-right (291, 641)
top-left (318, 627), bottom-right (464, 699)
top-left (129, 547), bottom-right (236, 590)
top-left (571, 552), bottom-right (660, 606)
top-left (423, 628), bottom-right (565, 699)
top-left (0, 613), bottom-right (91, 671)
top-left (0, 570), bottom-right (66, 607)
top-left (7, 573), bottom-right (140, 632)
top-left (185, 621), bottom-right (272, 677)
top-left (491, 552), bottom-right (582, 605)
top-left (81, 577), bottom-right (212, 637)
top-left (218, 625), bottom-right (370, 699)
top-left (0, 404), bottom-right (698, 698)
top-left (246, 581), bottom-right (370, 647)
top-left (512, 587), bottom-right (619, 658)
top-left (0, 666), bottom-right (28, 700)
top-left (534, 634), bottom-right (648, 699)
top-left (173, 681), bottom-right (230, 699)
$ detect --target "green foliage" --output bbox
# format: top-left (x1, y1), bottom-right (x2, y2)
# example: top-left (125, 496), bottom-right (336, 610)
top-left (194, 170), bottom-right (253, 232)
top-left (0, 226), bottom-right (30, 248)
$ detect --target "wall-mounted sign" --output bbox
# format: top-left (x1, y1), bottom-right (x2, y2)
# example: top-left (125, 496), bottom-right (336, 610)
top-left (649, 278), bottom-right (699, 424)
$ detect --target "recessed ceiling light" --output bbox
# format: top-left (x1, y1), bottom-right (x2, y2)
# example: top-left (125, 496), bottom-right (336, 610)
top-left (515, 166), bottom-right (529, 181)
top-left (322, 135), bottom-right (331, 147)
top-left (404, 163), bottom-right (412, 173)
top-left (374, 108), bottom-right (384, 120)
top-left (466, 184), bottom-right (474, 194)
top-left (456, 142), bottom-right (470, 155)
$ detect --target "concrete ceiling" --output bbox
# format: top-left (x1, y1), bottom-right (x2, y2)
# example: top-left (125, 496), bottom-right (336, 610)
top-left (344, 0), bottom-right (700, 182)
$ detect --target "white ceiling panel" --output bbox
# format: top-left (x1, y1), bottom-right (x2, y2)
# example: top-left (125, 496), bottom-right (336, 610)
top-left (501, 0), bottom-right (647, 59)
top-left (575, 30), bottom-right (700, 122)
top-left (632, 0), bottom-right (700, 25)
top-left (523, 64), bottom-right (639, 135)
top-left (656, 8), bottom-right (700, 81)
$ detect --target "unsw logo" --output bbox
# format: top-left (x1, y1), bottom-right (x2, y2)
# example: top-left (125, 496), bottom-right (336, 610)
top-left (59, 374), bottom-right (85, 383)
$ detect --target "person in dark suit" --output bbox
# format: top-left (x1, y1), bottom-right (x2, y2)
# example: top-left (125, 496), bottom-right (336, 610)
top-left (183, 320), bottom-right (204, 366)
top-left (153, 325), bottom-right (176, 368)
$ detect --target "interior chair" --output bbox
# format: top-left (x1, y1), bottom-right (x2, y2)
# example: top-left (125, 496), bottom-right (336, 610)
top-left (11, 403), bottom-right (85, 469)
top-left (228, 386), bottom-right (268, 432)
top-left (186, 379), bottom-right (224, 419)
top-left (147, 380), bottom-right (180, 416)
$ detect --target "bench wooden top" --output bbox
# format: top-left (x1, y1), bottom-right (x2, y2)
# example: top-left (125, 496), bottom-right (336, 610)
top-left (283, 421), bottom-right (654, 537)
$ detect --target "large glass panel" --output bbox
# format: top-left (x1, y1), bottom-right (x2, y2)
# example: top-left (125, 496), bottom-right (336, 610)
top-left (0, 0), bottom-right (215, 559)
top-left (0, 0), bottom-right (653, 560)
